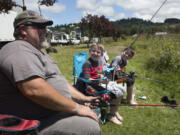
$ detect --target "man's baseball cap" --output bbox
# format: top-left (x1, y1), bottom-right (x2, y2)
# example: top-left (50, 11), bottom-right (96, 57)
top-left (14, 10), bottom-right (53, 28)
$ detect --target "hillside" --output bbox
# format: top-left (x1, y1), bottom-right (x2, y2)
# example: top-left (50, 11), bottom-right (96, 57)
top-left (49, 17), bottom-right (180, 38)
top-left (111, 18), bottom-right (180, 35)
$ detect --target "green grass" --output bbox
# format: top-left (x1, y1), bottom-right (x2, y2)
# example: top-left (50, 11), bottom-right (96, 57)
top-left (48, 35), bottom-right (180, 135)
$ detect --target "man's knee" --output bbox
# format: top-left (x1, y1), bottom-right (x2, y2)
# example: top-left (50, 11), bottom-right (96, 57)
top-left (74, 116), bottom-right (101, 135)
top-left (39, 115), bottom-right (101, 135)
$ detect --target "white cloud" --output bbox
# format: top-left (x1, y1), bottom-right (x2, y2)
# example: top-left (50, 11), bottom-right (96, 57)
top-left (77, 0), bottom-right (97, 10)
top-left (77, 0), bottom-right (115, 17)
top-left (19, 0), bottom-right (66, 14)
top-left (115, 0), bottom-right (180, 22)
top-left (77, 0), bottom-right (180, 22)
top-left (133, 12), bottom-right (152, 21)
top-left (110, 13), bottom-right (126, 21)
top-left (116, 0), bottom-right (160, 11)
top-left (101, 0), bottom-right (116, 5)
top-left (41, 3), bottom-right (66, 14)
top-left (96, 6), bottom-right (114, 16)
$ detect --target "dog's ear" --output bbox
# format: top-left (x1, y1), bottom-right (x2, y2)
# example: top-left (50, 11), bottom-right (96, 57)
top-left (169, 100), bottom-right (177, 105)
top-left (161, 96), bottom-right (169, 103)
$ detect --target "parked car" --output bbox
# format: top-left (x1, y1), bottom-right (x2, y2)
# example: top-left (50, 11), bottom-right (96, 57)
top-left (70, 38), bottom-right (80, 45)
top-left (81, 36), bottom-right (89, 44)
top-left (50, 32), bottom-right (70, 45)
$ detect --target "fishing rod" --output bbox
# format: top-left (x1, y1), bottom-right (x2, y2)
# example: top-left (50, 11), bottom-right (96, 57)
top-left (92, 102), bottom-right (179, 108)
top-left (91, 100), bottom-right (178, 125)
top-left (90, 93), bottom-right (178, 124)
top-left (90, 93), bottom-right (179, 109)
top-left (129, 0), bottom-right (168, 48)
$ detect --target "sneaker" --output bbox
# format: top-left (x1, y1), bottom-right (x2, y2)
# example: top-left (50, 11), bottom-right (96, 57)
top-left (107, 114), bottom-right (122, 125)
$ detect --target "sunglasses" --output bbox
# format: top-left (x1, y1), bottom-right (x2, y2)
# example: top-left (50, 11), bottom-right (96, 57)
top-left (24, 24), bottom-right (47, 29)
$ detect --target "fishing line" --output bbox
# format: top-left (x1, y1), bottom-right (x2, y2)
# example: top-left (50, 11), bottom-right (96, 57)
top-left (135, 75), bottom-right (180, 87)
top-left (129, 0), bottom-right (168, 48)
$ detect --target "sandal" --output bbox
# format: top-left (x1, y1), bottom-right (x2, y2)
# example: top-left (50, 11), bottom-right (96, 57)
top-left (107, 114), bottom-right (122, 125)
top-left (115, 112), bottom-right (123, 121)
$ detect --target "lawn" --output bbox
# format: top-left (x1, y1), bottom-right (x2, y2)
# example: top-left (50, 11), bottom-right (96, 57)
top-left (49, 34), bottom-right (180, 135)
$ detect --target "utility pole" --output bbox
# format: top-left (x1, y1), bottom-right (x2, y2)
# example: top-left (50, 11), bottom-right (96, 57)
top-left (22, 0), bottom-right (26, 11)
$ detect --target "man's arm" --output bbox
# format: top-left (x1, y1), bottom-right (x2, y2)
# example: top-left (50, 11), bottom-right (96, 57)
top-left (111, 57), bottom-right (120, 68)
top-left (68, 83), bottom-right (98, 103)
top-left (16, 77), bottom-right (98, 121)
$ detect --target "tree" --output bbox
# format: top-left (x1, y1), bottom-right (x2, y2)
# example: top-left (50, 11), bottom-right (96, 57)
top-left (38, 0), bottom-right (56, 6)
top-left (164, 18), bottom-right (180, 24)
top-left (80, 14), bottom-right (95, 44)
top-left (174, 24), bottom-right (180, 33)
top-left (0, 0), bottom-right (18, 13)
top-left (80, 14), bottom-right (113, 43)
top-left (97, 15), bottom-right (112, 42)
top-left (0, 0), bottom-right (56, 13)
top-left (111, 26), bottom-right (121, 42)
top-left (38, 0), bottom-right (57, 15)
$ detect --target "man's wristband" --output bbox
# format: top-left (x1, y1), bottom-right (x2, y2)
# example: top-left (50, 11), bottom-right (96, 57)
top-left (75, 103), bottom-right (79, 114)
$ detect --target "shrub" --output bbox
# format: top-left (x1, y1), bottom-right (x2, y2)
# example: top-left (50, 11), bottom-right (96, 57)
top-left (121, 34), bottom-right (127, 40)
top-left (146, 43), bottom-right (180, 72)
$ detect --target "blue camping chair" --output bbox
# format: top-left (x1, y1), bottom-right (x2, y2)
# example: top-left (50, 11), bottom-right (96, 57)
top-left (72, 51), bottom-right (110, 96)
top-left (73, 51), bottom-right (89, 85)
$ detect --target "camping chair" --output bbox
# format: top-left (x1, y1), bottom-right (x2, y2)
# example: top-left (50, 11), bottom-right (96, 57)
top-left (72, 51), bottom-right (112, 124)
top-left (0, 70), bottom-right (40, 135)
top-left (73, 51), bottom-right (88, 86)
top-left (0, 114), bottom-right (39, 135)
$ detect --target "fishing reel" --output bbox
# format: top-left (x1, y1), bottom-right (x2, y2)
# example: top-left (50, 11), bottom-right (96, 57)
top-left (100, 93), bottom-right (111, 101)
top-left (92, 93), bottom-right (111, 124)
top-left (115, 70), bottom-right (135, 86)
top-left (89, 92), bottom-right (112, 108)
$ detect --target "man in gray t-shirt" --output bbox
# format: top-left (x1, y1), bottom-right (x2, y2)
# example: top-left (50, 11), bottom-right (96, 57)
top-left (0, 10), bottom-right (101, 135)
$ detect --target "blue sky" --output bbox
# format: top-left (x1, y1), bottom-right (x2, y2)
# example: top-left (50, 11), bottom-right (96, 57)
top-left (5, 0), bottom-right (180, 26)
top-left (48, 0), bottom-right (82, 25)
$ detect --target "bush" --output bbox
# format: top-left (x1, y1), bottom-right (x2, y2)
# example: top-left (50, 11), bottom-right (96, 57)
top-left (146, 43), bottom-right (180, 72)
top-left (121, 34), bottom-right (127, 40)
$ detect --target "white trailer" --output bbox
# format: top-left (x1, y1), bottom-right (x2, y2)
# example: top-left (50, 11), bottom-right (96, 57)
top-left (0, 11), bottom-right (17, 48)
top-left (50, 32), bottom-right (70, 45)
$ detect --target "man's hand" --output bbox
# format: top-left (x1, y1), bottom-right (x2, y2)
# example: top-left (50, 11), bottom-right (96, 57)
top-left (83, 96), bottom-right (99, 103)
top-left (78, 104), bottom-right (98, 122)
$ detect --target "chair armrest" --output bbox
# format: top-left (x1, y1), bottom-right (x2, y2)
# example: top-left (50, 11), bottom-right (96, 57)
top-left (74, 76), bottom-right (107, 83)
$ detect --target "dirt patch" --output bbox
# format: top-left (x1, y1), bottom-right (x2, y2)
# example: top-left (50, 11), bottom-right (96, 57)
top-left (177, 51), bottom-right (180, 55)
top-left (107, 46), bottom-right (126, 55)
